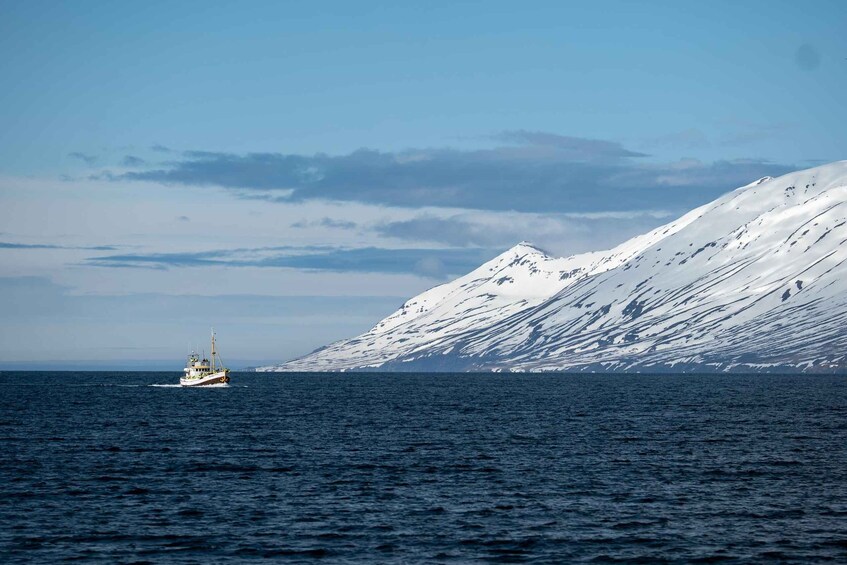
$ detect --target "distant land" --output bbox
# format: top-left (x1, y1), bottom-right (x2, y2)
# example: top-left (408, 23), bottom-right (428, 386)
top-left (260, 161), bottom-right (847, 374)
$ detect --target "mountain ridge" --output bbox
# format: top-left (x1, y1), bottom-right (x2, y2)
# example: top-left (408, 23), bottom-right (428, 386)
top-left (260, 161), bottom-right (847, 373)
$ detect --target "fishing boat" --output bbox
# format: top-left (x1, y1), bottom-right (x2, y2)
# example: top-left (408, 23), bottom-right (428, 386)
top-left (181, 329), bottom-right (231, 387)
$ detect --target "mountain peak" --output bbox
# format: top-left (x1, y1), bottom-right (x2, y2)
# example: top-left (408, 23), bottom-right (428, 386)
top-left (509, 241), bottom-right (549, 256)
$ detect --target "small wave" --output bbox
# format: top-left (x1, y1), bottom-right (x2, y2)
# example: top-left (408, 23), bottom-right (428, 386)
top-left (149, 384), bottom-right (183, 388)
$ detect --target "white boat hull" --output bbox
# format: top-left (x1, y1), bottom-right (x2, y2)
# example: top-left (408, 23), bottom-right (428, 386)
top-left (180, 371), bottom-right (230, 387)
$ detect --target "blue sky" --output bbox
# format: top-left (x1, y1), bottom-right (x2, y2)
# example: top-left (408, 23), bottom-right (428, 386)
top-left (1, 0), bottom-right (845, 367)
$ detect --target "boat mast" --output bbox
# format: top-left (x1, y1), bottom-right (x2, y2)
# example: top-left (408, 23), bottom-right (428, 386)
top-left (211, 328), bottom-right (216, 372)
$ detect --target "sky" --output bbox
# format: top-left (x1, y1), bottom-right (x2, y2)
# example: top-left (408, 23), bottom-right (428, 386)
top-left (1, 0), bottom-right (845, 368)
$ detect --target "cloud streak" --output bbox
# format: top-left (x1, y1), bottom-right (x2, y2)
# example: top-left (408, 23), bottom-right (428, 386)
top-left (122, 155), bottom-right (146, 166)
top-left (83, 245), bottom-right (497, 279)
top-left (0, 241), bottom-right (117, 251)
top-left (107, 133), bottom-right (797, 214)
top-left (291, 217), bottom-right (359, 230)
top-left (68, 152), bottom-right (98, 165)
top-left (374, 210), bottom-right (674, 253)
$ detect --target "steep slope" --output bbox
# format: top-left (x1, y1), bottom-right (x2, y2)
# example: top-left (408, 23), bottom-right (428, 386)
top-left (260, 161), bottom-right (847, 373)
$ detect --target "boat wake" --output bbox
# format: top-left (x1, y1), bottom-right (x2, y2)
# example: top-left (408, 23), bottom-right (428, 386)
top-left (150, 383), bottom-right (244, 388)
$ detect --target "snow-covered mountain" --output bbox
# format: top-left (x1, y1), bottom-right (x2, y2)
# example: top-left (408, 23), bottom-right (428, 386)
top-left (259, 161), bottom-right (847, 373)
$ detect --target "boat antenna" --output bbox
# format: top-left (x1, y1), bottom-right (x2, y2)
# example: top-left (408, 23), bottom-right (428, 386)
top-left (211, 327), bottom-right (216, 373)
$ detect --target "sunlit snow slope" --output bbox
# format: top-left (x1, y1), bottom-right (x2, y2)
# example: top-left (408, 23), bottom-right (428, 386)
top-left (260, 161), bottom-right (847, 373)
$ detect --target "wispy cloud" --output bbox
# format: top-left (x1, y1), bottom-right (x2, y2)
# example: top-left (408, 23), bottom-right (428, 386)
top-left (122, 155), bottom-right (146, 166)
top-left (291, 217), bottom-right (359, 230)
top-left (106, 134), bottom-right (797, 214)
top-left (0, 242), bottom-right (64, 250)
top-left (68, 152), bottom-right (97, 165)
top-left (376, 214), bottom-right (532, 248)
top-left (0, 241), bottom-right (117, 251)
top-left (83, 245), bottom-right (497, 278)
top-left (374, 209), bottom-right (673, 252)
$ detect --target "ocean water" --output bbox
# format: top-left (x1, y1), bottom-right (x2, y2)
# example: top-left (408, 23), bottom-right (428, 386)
top-left (1, 372), bottom-right (846, 563)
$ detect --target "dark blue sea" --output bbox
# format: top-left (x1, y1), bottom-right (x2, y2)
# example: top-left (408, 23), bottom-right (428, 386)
top-left (1, 372), bottom-right (847, 563)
